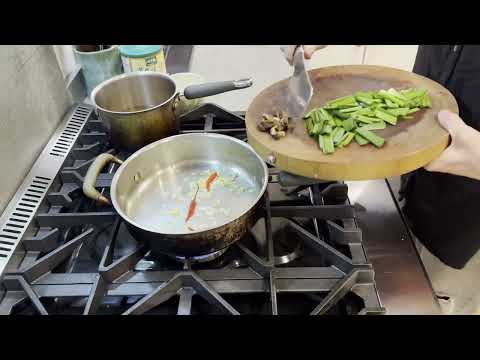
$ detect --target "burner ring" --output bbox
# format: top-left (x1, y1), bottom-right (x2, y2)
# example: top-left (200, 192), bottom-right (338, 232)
top-left (274, 241), bottom-right (303, 265)
top-left (173, 247), bottom-right (229, 264)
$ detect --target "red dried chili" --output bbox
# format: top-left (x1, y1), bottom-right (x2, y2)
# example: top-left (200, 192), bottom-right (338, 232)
top-left (206, 172), bottom-right (218, 192)
top-left (185, 184), bottom-right (200, 223)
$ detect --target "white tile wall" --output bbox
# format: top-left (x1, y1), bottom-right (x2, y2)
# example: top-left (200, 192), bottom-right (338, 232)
top-left (364, 45), bottom-right (419, 71)
top-left (189, 45), bottom-right (419, 111)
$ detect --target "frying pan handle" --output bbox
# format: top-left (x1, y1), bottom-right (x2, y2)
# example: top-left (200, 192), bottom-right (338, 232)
top-left (82, 153), bottom-right (123, 205)
top-left (183, 78), bottom-right (253, 99)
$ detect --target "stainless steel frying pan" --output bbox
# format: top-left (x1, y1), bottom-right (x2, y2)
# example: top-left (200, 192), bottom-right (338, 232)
top-left (83, 133), bottom-right (269, 257)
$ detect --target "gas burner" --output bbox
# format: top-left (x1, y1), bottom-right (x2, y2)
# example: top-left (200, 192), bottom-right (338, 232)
top-left (274, 240), bottom-right (303, 265)
top-left (173, 247), bottom-right (229, 265)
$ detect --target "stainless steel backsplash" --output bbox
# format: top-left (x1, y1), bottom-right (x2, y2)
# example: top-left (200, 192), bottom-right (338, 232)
top-left (0, 45), bottom-right (73, 214)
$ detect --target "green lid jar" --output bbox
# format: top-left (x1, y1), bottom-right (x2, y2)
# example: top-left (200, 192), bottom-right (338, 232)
top-left (119, 45), bottom-right (166, 73)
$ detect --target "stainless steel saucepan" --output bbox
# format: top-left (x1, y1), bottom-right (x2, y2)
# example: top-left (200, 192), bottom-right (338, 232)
top-left (91, 71), bottom-right (253, 151)
top-left (83, 133), bottom-right (269, 258)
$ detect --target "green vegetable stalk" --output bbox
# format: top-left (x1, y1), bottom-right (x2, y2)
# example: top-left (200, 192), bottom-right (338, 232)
top-left (303, 87), bottom-right (432, 155)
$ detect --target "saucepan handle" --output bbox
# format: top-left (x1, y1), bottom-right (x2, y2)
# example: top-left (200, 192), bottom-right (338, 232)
top-left (82, 153), bottom-right (123, 205)
top-left (183, 78), bottom-right (253, 99)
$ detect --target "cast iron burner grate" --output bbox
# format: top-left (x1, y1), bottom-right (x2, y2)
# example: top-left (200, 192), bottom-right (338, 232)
top-left (0, 103), bottom-right (385, 315)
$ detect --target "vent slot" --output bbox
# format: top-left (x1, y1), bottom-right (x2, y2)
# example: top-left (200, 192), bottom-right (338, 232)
top-left (19, 203), bottom-right (35, 207)
top-left (52, 147), bottom-right (68, 153)
top-left (63, 130), bottom-right (77, 136)
top-left (6, 223), bottom-right (23, 229)
top-left (24, 193), bottom-right (41, 199)
top-left (16, 207), bottom-right (33, 213)
top-left (35, 176), bottom-right (51, 181)
top-left (9, 218), bottom-right (27, 224)
top-left (0, 247), bottom-right (11, 252)
top-left (26, 189), bottom-right (43, 195)
top-left (12, 212), bottom-right (30, 218)
top-left (20, 199), bottom-right (38, 204)
top-left (32, 180), bottom-right (48, 185)
top-left (3, 229), bottom-right (21, 234)
top-left (60, 135), bottom-right (74, 140)
top-left (53, 145), bottom-right (69, 151)
top-left (0, 234), bottom-right (17, 240)
top-left (50, 152), bottom-right (64, 157)
top-left (70, 119), bottom-right (84, 124)
top-left (0, 254), bottom-right (8, 258)
top-left (53, 144), bottom-right (68, 150)
top-left (0, 239), bottom-right (15, 245)
top-left (30, 184), bottom-right (47, 190)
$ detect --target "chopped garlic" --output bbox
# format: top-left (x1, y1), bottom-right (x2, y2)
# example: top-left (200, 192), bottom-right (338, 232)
top-left (167, 209), bottom-right (180, 217)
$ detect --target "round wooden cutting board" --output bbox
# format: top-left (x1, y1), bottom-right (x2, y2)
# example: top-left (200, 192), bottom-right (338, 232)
top-left (246, 65), bottom-right (459, 181)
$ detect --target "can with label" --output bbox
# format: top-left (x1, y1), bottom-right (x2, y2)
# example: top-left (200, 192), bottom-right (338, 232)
top-left (119, 45), bottom-right (166, 73)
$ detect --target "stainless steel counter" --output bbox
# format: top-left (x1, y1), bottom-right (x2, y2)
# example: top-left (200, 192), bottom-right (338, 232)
top-left (348, 179), bottom-right (440, 314)
top-left (168, 45), bottom-right (440, 315)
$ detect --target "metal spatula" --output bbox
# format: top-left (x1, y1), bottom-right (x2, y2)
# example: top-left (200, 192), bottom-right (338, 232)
top-left (286, 47), bottom-right (313, 120)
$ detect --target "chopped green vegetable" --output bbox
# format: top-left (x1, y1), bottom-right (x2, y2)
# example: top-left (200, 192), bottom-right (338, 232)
top-left (355, 115), bottom-right (381, 124)
top-left (322, 134), bottom-right (335, 154)
top-left (311, 123), bottom-right (323, 135)
top-left (332, 110), bottom-right (350, 120)
top-left (322, 124), bottom-right (333, 135)
top-left (306, 117), bottom-right (314, 134)
top-left (385, 107), bottom-right (410, 116)
top-left (354, 108), bottom-right (375, 116)
top-left (334, 118), bottom-right (344, 127)
top-left (340, 132), bottom-right (355, 147)
top-left (360, 121), bottom-right (386, 131)
top-left (318, 134), bottom-right (325, 152)
top-left (385, 99), bottom-right (399, 108)
top-left (342, 118), bottom-right (356, 132)
top-left (355, 128), bottom-right (385, 148)
top-left (326, 95), bottom-right (358, 109)
top-left (374, 109), bottom-right (397, 125)
top-left (303, 87), bottom-right (431, 154)
top-left (333, 128), bottom-right (346, 145)
top-left (355, 134), bottom-right (370, 146)
top-left (356, 95), bottom-right (375, 105)
top-left (339, 106), bottom-right (363, 113)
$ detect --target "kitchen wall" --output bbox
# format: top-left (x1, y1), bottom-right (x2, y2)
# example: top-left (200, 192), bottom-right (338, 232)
top-left (0, 45), bottom-right (73, 214)
top-left (189, 45), bottom-right (419, 111)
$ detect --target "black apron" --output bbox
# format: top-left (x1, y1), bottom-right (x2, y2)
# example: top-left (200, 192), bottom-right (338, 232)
top-left (402, 45), bottom-right (480, 269)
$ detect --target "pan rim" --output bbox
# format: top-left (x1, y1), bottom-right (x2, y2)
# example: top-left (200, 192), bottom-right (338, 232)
top-left (110, 133), bottom-right (269, 236)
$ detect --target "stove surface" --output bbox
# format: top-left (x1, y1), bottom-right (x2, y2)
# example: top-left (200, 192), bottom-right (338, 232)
top-left (0, 103), bottom-right (385, 315)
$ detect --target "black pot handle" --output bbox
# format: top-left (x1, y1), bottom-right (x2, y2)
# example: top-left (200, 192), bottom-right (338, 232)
top-left (183, 78), bottom-right (253, 99)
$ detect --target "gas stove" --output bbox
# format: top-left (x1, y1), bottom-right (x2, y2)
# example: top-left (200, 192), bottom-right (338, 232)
top-left (0, 103), bottom-right (385, 315)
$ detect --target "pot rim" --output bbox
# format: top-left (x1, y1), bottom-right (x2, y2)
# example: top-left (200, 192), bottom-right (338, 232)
top-left (110, 133), bottom-right (269, 236)
top-left (90, 71), bottom-right (178, 116)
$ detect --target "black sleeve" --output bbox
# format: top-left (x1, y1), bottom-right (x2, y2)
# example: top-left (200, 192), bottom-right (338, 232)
top-left (412, 45), bottom-right (431, 77)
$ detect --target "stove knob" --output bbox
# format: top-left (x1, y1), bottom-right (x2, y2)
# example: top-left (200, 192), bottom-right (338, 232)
top-left (267, 153), bottom-right (276, 165)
